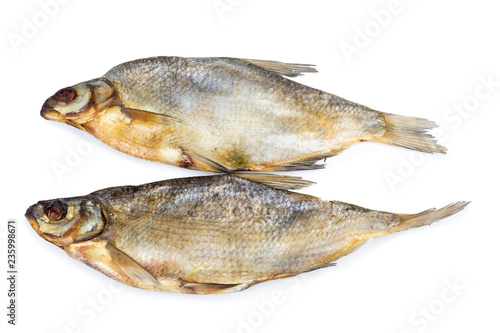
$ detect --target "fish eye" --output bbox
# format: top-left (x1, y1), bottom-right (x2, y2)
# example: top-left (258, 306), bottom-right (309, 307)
top-left (44, 201), bottom-right (67, 222)
top-left (54, 87), bottom-right (77, 104)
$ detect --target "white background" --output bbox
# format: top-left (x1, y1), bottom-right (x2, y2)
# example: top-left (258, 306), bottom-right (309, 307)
top-left (1, 0), bottom-right (499, 332)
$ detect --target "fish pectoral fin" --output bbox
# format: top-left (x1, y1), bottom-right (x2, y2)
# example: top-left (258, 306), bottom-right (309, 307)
top-left (242, 59), bottom-right (318, 77)
top-left (179, 279), bottom-right (252, 294)
top-left (234, 173), bottom-right (315, 191)
top-left (64, 240), bottom-right (161, 289)
top-left (121, 107), bottom-right (182, 126)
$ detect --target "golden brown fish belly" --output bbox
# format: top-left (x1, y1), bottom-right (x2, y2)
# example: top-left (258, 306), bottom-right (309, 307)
top-left (83, 106), bottom-right (197, 169)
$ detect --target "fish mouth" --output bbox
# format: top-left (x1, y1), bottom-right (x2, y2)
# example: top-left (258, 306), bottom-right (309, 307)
top-left (25, 205), bottom-right (41, 234)
top-left (40, 105), bottom-right (87, 131)
top-left (40, 106), bottom-right (63, 122)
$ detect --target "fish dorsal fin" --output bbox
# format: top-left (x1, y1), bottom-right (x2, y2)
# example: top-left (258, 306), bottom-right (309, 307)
top-left (121, 107), bottom-right (181, 126)
top-left (242, 59), bottom-right (318, 77)
top-left (234, 173), bottom-right (315, 191)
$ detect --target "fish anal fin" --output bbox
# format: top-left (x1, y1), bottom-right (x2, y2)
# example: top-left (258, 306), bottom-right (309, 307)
top-left (242, 59), bottom-right (318, 77)
top-left (264, 153), bottom-right (339, 171)
top-left (269, 262), bottom-right (337, 281)
top-left (180, 149), bottom-right (231, 173)
top-left (64, 240), bottom-right (161, 289)
top-left (335, 239), bottom-right (369, 260)
top-left (179, 279), bottom-right (252, 294)
top-left (235, 173), bottom-right (315, 191)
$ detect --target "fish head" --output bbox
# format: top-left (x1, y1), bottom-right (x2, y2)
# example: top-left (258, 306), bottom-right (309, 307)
top-left (40, 78), bottom-right (117, 130)
top-left (25, 197), bottom-right (106, 247)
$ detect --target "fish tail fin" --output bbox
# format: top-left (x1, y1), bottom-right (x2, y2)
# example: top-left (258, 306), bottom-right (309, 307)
top-left (374, 112), bottom-right (447, 154)
top-left (390, 201), bottom-right (470, 234)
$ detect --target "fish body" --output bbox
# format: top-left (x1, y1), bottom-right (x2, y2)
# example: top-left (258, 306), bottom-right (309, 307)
top-left (41, 57), bottom-right (446, 172)
top-left (25, 174), bottom-right (468, 294)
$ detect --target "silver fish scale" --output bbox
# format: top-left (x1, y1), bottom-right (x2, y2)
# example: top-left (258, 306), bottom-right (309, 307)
top-left (92, 175), bottom-right (398, 284)
top-left (103, 57), bottom-right (385, 169)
